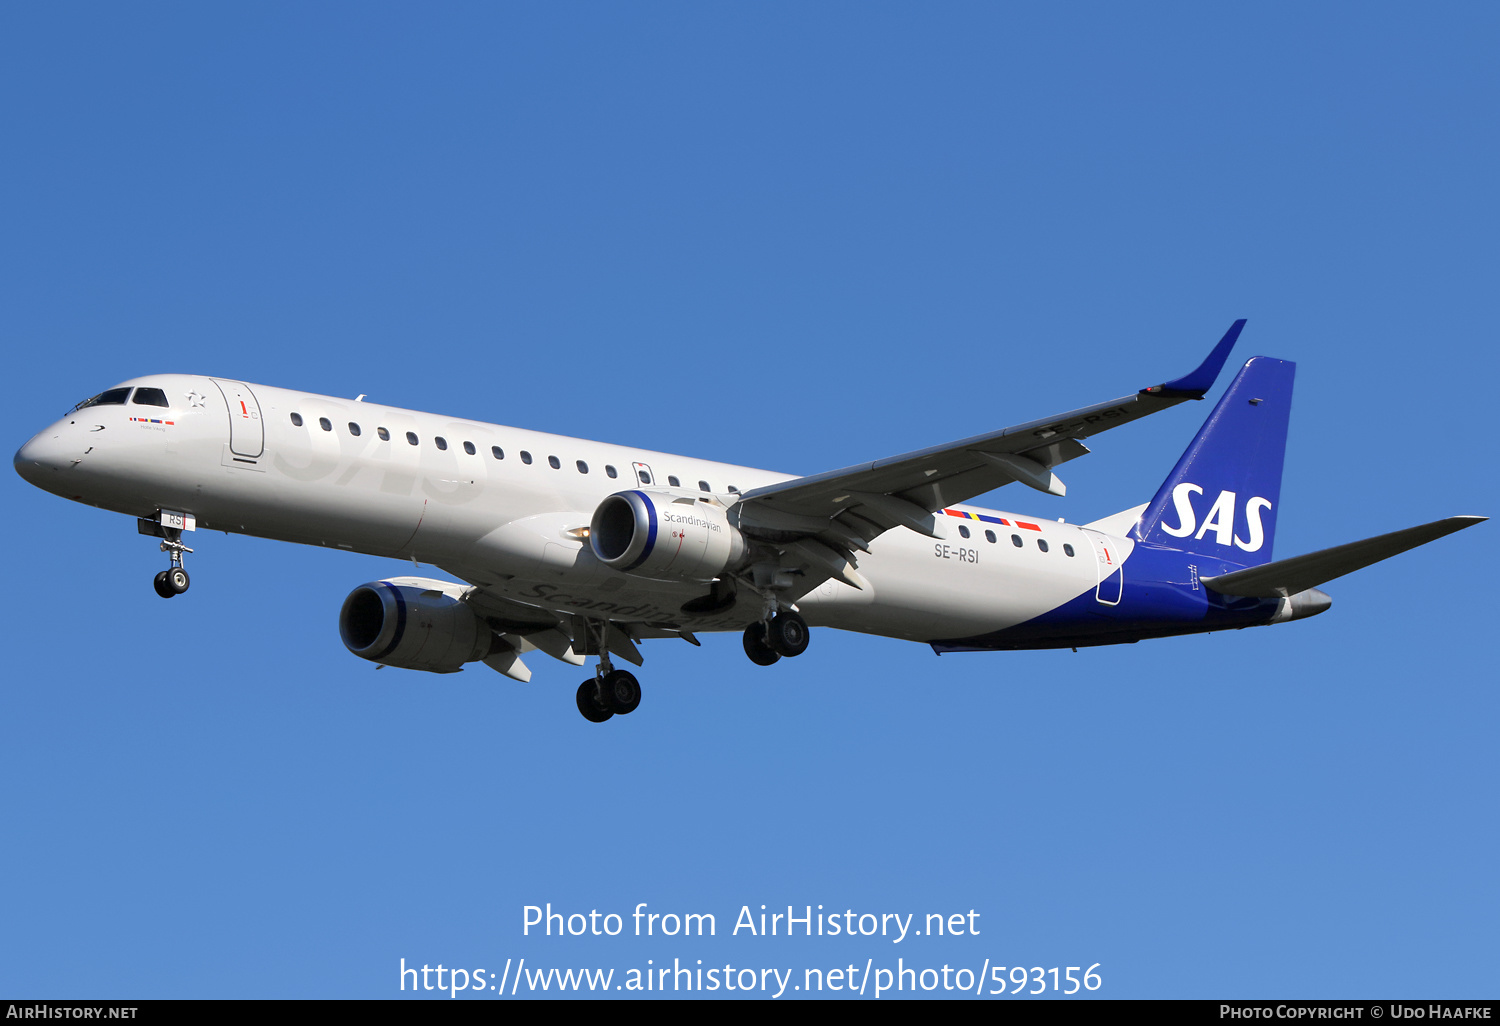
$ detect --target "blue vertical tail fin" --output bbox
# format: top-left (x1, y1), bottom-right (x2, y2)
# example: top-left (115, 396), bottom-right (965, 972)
top-left (1131, 356), bottom-right (1296, 566)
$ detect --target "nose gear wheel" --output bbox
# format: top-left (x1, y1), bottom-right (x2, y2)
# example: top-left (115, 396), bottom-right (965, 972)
top-left (151, 522), bottom-right (194, 599)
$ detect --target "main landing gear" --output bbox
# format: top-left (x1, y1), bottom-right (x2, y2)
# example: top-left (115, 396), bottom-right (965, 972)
top-left (742, 610), bottom-right (810, 666)
top-left (152, 527), bottom-right (193, 599)
top-left (576, 670), bottom-right (642, 723)
top-left (573, 620), bottom-right (643, 723)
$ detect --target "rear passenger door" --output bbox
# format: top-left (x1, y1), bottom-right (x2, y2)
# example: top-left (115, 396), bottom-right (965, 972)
top-left (1082, 529), bottom-right (1124, 605)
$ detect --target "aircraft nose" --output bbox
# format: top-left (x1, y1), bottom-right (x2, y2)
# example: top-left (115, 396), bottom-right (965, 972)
top-left (14, 430), bottom-right (73, 486)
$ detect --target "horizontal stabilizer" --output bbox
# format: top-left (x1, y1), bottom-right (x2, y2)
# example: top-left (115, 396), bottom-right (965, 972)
top-left (1201, 516), bottom-right (1486, 598)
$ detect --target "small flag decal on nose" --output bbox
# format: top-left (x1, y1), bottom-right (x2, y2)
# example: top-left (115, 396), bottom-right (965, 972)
top-left (130, 417), bottom-right (175, 425)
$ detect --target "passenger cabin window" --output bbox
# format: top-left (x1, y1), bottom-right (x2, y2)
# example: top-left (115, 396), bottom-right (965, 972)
top-left (1038, 539), bottom-right (1049, 552)
top-left (699, 480), bottom-right (710, 492)
top-left (577, 460), bottom-right (589, 474)
top-left (985, 530), bottom-right (996, 543)
top-left (605, 465), bottom-right (618, 479)
top-left (668, 476), bottom-right (680, 487)
top-left (435, 437), bottom-right (447, 450)
top-left (319, 417), bottom-right (332, 432)
top-left (520, 451), bottom-right (533, 465)
top-left (548, 455), bottom-right (560, 469)
top-left (958, 525), bottom-right (970, 539)
top-left (491, 446), bottom-right (504, 460)
top-left (132, 387), bottom-right (169, 407)
top-left (463, 441), bottom-right (476, 455)
top-left (406, 432), bottom-right (418, 446)
top-left (638, 470), bottom-right (651, 484)
top-left (1063, 544), bottom-right (1076, 557)
top-left (348, 422), bottom-right (361, 436)
top-left (728, 485), bottom-right (739, 494)
top-left (290, 413), bottom-right (303, 427)
top-left (378, 427), bottom-right (390, 441)
top-left (1011, 534), bottom-right (1023, 547)
top-left (77, 387), bottom-right (132, 409)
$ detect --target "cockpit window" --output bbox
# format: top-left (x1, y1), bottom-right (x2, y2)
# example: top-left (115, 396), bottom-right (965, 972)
top-left (132, 387), bottom-right (170, 408)
top-left (74, 387), bottom-right (132, 411)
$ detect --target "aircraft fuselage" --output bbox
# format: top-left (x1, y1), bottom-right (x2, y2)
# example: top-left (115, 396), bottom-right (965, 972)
top-left (14, 373), bottom-right (1291, 654)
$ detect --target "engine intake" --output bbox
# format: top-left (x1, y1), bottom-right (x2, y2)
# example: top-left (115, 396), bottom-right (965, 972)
top-left (590, 490), bottom-right (746, 584)
top-left (339, 578), bottom-right (497, 673)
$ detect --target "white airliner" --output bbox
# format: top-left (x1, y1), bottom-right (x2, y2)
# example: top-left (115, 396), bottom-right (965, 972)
top-left (14, 322), bottom-right (1484, 722)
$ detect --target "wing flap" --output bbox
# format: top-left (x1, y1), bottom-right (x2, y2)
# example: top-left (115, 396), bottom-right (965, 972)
top-left (482, 643), bottom-right (533, 682)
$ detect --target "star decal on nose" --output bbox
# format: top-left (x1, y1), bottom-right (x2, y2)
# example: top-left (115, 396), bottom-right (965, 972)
top-left (185, 391), bottom-right (206, 408)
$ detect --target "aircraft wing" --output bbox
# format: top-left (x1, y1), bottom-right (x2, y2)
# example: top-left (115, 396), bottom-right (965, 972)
top-left (735, 321), bottom-right (1246, 560)
top-left (446, 567), bottom-right (701, 679)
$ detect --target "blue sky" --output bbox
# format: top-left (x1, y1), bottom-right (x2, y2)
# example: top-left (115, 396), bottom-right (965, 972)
top-left (3, 2), bottom-right (1496, 999)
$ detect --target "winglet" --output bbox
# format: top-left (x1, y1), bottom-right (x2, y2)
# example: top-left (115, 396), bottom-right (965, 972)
top-left (1139, 319), bottom-right (1247, 399)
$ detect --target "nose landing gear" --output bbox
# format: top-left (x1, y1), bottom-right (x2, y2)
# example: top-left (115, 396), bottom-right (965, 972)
top-left (145, 525), bottom-right (192, 597)
top-left (153, 566), bottom-right (190, 599)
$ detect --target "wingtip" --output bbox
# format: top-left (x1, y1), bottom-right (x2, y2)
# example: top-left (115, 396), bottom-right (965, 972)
top-left (1140, 318), bottom-right (1247, 398)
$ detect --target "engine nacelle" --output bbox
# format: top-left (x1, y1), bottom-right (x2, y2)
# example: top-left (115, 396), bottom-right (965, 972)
top-left (590, 490), bottom-right (747, 584)
top-left (338, 577), bottom-right (496, 673)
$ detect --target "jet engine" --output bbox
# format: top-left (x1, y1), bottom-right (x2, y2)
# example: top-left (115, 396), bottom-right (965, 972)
top-left (590, 490), bottom-right (747, 584)
top-left (339, 577), bottom-right (500, 673)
